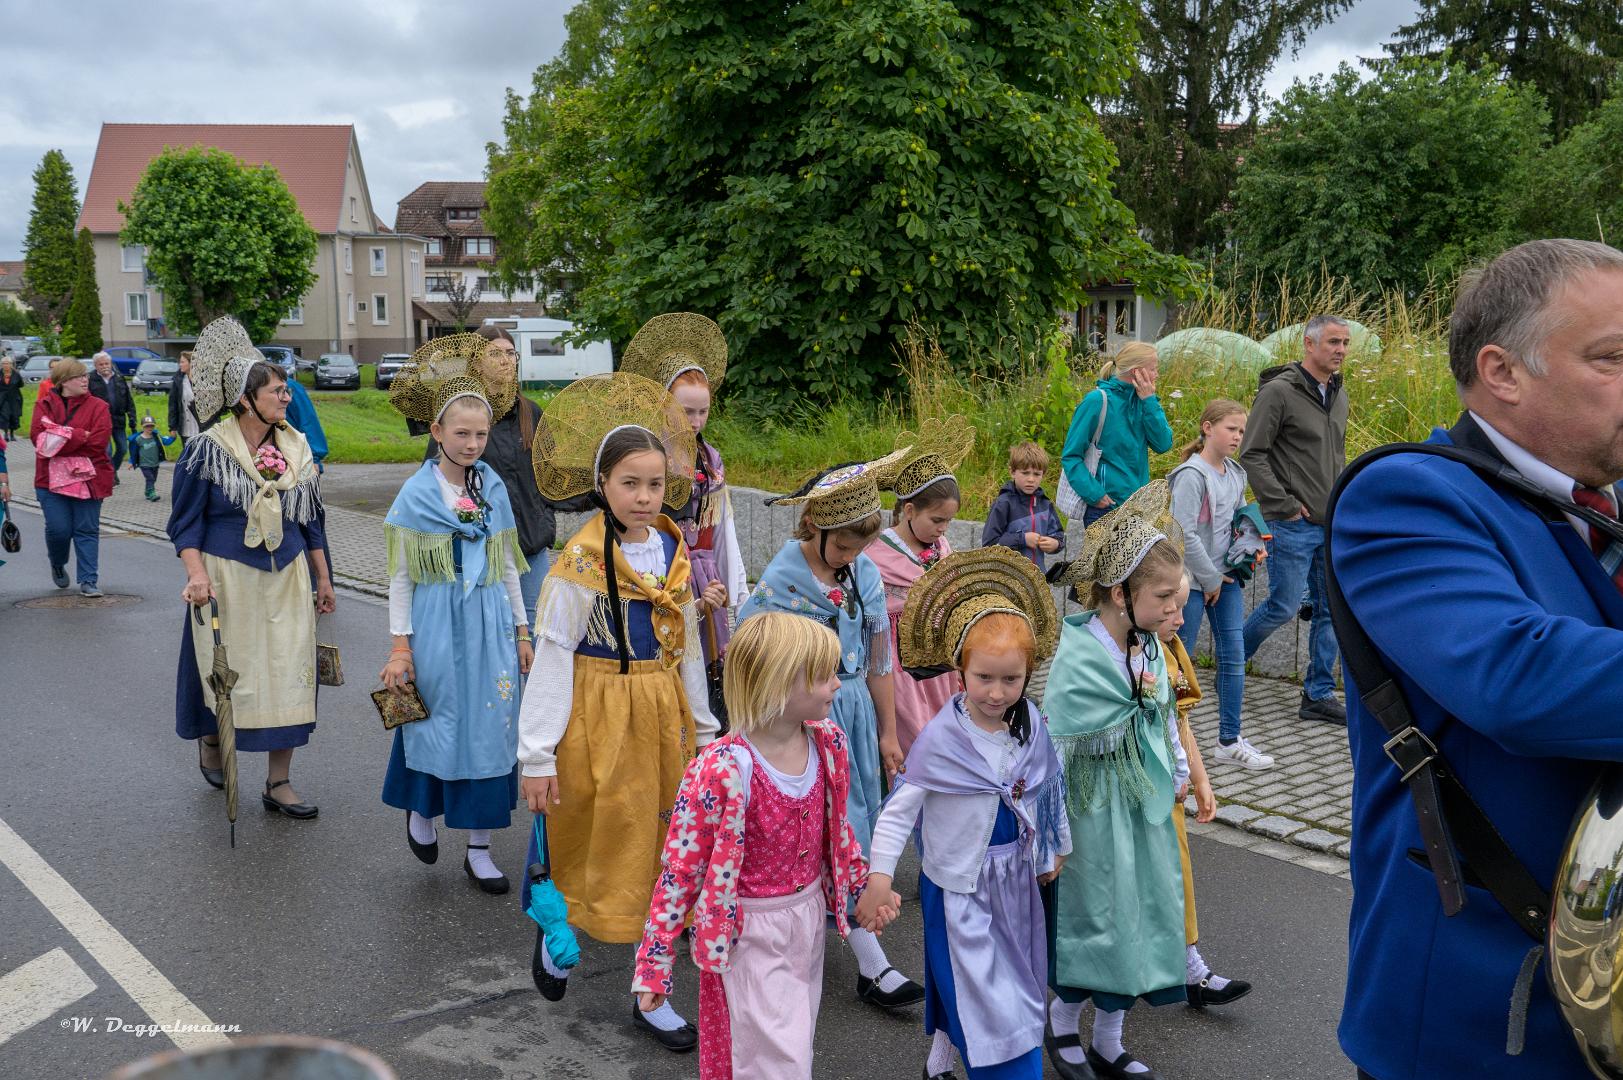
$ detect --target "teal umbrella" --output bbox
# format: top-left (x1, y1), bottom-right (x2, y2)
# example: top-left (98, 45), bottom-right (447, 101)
top-left (523, 816), bottom-right (580, 976)
top-left (1260, 320), bottom-right (1382, 363)
top-left (1155, 328), bottom-right (1272, 375)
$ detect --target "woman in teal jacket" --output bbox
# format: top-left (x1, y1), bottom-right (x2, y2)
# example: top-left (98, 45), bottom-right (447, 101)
top-left (1060, 342), bottom-right (1175, 536)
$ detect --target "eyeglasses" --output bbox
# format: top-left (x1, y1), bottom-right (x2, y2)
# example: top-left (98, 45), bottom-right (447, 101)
top-left (267, 386), bottom-right (293, 400)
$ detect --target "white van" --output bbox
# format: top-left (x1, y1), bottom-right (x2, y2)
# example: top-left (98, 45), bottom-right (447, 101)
top-left (481, 316), bottom-right (615, 387)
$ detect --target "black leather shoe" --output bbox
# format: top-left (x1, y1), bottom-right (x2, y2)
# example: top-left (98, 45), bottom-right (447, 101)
top-left (197, 739), bottom-right (224, 790)
top-left (631, 1002), bottom-right (697, 1052)
top-left (1187, 974), bottom-right (1252, 1008)
top-left (1086, 1045), bottom-right (1160, 1080)
top-left (1044, 1019), bottom-right (1100, 1080)
top-left (531, 924), bottom-right (568, 1001)
top-left (463, 846), bottom-right (510, 894)
top-left (923, 1064), bottom-right (958, 1080)
top-left (857, 968), bottom-right (926, 1010)
top-left (1299, 692), bottom-right (1347, 724)
top-left (261, 779), bottom-right (318, 819)
top-left (406, 812), bottom-right (437, 864)
top-left (50, 564), bottom-right (69, 589)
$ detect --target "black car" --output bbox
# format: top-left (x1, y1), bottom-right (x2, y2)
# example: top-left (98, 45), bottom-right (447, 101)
top-left (132, 357), bottom-right (181, 394)
top-left (256, 345), bottom-right (299, 377)
top-left (375, 352), bottom-right (410, 389)
top-left (314, 353), bottom-right (360, 390)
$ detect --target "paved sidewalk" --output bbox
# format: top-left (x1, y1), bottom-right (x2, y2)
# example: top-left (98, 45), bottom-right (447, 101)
top-left (5, 445), bottom-right (1353, 859)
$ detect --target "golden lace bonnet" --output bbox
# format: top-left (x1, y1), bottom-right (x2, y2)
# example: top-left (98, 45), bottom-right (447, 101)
top-left (620, 312), bottom-right (728, 390)
top-left (190, 317), bottom-right (271, 423)
top-left (893, 415), bottom-right (975, 500)
top-left (389, 333), bottom-right (517, 424)
top-left (898, 546), bottom-right (1059, 673)
top-left (768, 447), bottom-right (913, 530)
top-left (1051, 480), bottom-right (1184, 589)
top-left (530, 371), bottom-right (696, 505)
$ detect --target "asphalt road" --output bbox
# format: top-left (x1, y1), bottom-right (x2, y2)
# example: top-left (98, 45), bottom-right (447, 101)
top-left (0, 513), bottom-right (1356, 1079)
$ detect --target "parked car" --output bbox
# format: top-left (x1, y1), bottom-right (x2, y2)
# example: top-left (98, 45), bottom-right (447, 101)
top-left (255, 345), bottom-right (299, 377)
top-left (20, 355), bottom-right (56, 384)
top-left (104, 346), bottom-right (166, 377)
top-left (132, 357), bottom-right (181, 394)
top-left (314, 353), bottom-right (360, 390)
top-left (375, 353), bottom-right (410, 389)
top-left (294, 351), bottom-right (319, 373)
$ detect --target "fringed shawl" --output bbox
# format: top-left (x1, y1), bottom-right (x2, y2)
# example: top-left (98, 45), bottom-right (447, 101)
top-left (739, 540), bottom-right (891, 677)
top-left (545, 513), bottom-right (693, 669)
top-left (1044, 611), bottom-right (1177, 825)
top-left (183, 416), bottom-right (320, 550)
top-left (384, 461), bottom-right (527, 590)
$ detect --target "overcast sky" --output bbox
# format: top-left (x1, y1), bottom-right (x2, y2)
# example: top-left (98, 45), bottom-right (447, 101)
top-left (0, 0), bottom-right (1417, 262)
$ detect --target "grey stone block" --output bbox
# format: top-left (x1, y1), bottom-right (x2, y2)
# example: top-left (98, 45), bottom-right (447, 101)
top-left (1213, 803), bottom-right (1263, 827)
top-left (1291, 828), bottom-right (1346, 853)
top-left (1332, 840), bottom-right (1352, 859)
top-left (1248, 814), bottom-right (1308, 840)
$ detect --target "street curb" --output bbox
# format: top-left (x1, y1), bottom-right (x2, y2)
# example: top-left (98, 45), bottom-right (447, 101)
top-left (1205, 799), bottom-right (1351, 860)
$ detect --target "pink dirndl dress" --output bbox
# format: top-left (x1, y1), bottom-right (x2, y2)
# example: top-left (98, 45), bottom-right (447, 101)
top-left (868, 530), bottom-right (958, 755)
top-left (698, 743), bottom-right (828, 1080)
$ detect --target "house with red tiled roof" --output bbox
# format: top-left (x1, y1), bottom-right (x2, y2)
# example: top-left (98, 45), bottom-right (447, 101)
top-left (393, 181), bottom-right (548, 336)
top-left (79, 123), bottom-right (429, 362)
top-left (0, 261), bottom-right (24, 311)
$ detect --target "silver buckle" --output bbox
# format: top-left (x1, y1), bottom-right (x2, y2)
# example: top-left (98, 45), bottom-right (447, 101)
top-left (1383, 727), bottom-right (1438, 783)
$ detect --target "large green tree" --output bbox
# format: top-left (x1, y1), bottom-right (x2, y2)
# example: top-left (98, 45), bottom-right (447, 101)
top-left (1107, 0), bottom-right (1348, 258)
top-left (1384, 0), bottom-right (1623, 136)
top-left (1508, 86), bottom-right (1623, 246)
top-left (60, 228), bottom-right (102, 356)
top-left (119, 147), bottom-right (318, 343)
top-left (1223, 61), bottom-right (1547, 298)
top-left (21, 149), bottom-right (80, 330)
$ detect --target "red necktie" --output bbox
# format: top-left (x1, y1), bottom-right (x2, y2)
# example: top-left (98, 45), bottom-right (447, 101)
top-left (1571, 485), bottom-right (1623, 593)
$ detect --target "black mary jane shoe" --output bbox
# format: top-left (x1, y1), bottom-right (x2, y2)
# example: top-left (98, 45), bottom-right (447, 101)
top-left (1043, 1020), bottom-right (1100, 1080)
top-left (463, 845), bottom-right (510, 895)
top-left (923, 1064), bottom-right (959, 1080)
top-left (531, 924), bottom-right (568, 1002)
top-left (406, 812), bottom-right (438, 865)
top-left (631, 1002), bottom-right (698, 1052)
top-left (857, 968), bottom-right (926, 1011)
top-left (197, 739), bottom-right (225, 790)
top-left (1187, 974), bottom-right (1252, 1009)
top-left (1085, 1045), bottom-right (1161, 1080)
top-left (261, 779), bottom-right (318, 820)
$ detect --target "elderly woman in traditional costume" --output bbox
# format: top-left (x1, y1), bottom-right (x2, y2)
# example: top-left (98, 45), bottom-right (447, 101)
top-left (168, 318), bottom-right (334, 819)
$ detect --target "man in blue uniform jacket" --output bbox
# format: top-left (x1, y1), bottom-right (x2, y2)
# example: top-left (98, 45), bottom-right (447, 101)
top-left (1332, 238), bottom-right (1623, 1080)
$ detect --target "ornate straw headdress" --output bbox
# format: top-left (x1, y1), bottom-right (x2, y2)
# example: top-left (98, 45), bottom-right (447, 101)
top-left (389, 333), bottom-right (516, 424)
top-left (892, 415), bottom-right (975, 499)
top-left (1051, 480), bottom-right (1184, 589)
top-left (620, 312), bottom-right (728, 390)
top-left (530, 371), bottom-right (696, 505)
top-left (190, 317), bottom-right (270, 423)
top-left (767, 447), bottom-right (913, 530)
top-left (898, 546), bottom-right (1059, 677)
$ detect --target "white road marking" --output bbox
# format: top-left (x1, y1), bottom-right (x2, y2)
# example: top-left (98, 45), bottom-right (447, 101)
top-left (0, 816), bottom-right (230, 1051)
top-left (0, 948), bottom-right (97, 1047)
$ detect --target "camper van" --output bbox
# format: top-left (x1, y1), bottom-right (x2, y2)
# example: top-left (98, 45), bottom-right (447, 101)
top-left (481, 317), bottom-right (614, 387)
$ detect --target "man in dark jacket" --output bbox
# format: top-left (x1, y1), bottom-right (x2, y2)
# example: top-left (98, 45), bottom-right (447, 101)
top-left (1238, 315), bottom-right (1350, 723)
top-left (88, 352), bottom-right (137, 478)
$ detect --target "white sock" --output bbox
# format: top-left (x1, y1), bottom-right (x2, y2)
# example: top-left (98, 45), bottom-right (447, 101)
top-left (409, 811), bottom-right (437, 845)
top-left (1187, 944), bottom-right (1230, 990)
top-left (848, 927), bottom-right (909, 993)
top-left (1091, 1009), bottom-right (1148, 1073)
top-left (926, 1029), bottom-right (956, 1075)
top-left (465, 831), bottom-right (502, 879)
top-left (1048, 999), bottom-right (1085, 1065)
top-left (540, 941), bottom-right (571, 980)
top-left (636, 997), bottom-right (689, 1031)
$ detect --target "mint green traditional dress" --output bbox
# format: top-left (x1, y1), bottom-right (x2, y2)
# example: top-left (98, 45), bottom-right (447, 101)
top-left (1041, 610), bottom-right (1186, 1010)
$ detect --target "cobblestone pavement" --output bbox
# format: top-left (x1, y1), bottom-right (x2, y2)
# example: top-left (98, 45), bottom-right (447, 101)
top-left (6, 445), bottom-right (1352, 862)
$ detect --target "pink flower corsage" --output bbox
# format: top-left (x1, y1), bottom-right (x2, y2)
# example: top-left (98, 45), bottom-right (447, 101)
top-left (826, 587), bottom-right (846, 607)
top-left (253, 445), bottom-right (287, 481)
top-left (453, 496), bottom-right (482, 524)
top-left (919, 545), bottom-right (941, 567)
top-left (693, 468), bottom-right (708, 486)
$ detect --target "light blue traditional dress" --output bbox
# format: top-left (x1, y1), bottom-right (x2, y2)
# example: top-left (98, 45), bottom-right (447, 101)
top-left (738, 539), bottom-right (890, 850)
top-left (871, 695), bottom-right (1070, 1078)
top-left (1043, 611), bottom-right (1186, 1010)
top-left (381, 460), bottom-right (528, 829)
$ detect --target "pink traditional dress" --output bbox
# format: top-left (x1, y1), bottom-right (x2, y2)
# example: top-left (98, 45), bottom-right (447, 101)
top-left (632, 720), bottom-right (869, 1080)
top-left (867, 527), bottom-right (958, 754)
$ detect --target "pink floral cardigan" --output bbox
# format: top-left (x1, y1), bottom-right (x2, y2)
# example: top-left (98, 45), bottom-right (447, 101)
top-left (632, 720), bottom-right (870, 995)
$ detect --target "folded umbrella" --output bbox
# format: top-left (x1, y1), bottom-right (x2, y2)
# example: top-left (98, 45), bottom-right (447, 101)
top-left (196, 598), bottom-right (240, 847)
top-left (523, 816), bottom-right (580, 975)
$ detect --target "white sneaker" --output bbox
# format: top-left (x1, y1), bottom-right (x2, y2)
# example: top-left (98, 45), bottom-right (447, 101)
top-left (1238, 736), bottom-right (1275, 766)
top-left (1213, 739), bottom-right (1273, 770)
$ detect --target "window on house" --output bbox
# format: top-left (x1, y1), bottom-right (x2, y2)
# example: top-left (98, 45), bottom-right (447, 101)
top-left (372, 294), bottom-right (388, 325)
top-left (370, 247), bottom-right (386, 276)
top-left (350, 196), bottom-right (358, 223)
top-left (476, 276), bottom-right (492, 292)
top-left (282, 303), bottom-right (304, 325)
top-left (347, 292), bottom-right (355, 325)
top-left (448, 208), bottom-right (480, 221)
top-left (466, 237), bottom-right (493, 256)
top-left (425, 275), bottom-right (452, 293)
top-left (409, 254), bottom-right (422, 299)
top-left (425, 239), bottom-right (442, 256)
top-left (125, 292), bottom-right (149, 325)
top-left (343, 243), bottom-right (353, 273)
top-left (121, 245), bottom-right (145, 272)
top-left (530, 337), bottom-right (565, 357)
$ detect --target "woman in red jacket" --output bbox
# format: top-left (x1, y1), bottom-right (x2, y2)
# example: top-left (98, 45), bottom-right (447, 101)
top-left (31, 357), bottom-right (113, 596)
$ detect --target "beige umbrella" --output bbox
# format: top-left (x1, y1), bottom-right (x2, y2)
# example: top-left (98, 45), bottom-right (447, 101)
top-left (195, 599), bottom-right (240, 847)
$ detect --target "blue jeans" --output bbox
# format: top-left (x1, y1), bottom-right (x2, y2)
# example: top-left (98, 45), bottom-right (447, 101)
top-left (1242, 517), bottom-right (1339, 701)
top-left (519, 548), bottom-right (550, 630)
top-left (1179, 579), bottom-right (1246, 742)
top-left (37, 489), bottom-right (102, 586)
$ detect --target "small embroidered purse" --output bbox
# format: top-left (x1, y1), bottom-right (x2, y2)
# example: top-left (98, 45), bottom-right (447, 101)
top-left (371, 682), bottom-right (429, 729)
top-left (315, 615), bottom-right (344, 686)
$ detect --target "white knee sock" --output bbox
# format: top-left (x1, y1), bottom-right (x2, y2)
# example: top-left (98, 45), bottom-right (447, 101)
top-left (1091, 1008), bottom-right (1149, 1073)
top-left (926, 1029), bottom-right (956, 1075)
top-left (636, 997), bottom-right (689, 1031)
top-left (847, 927), bottom-right (909, 993)
top-left (1048, 998), bottom-right (1085, 1065)
top-left (408, 811), bottom-right (437, 845)
top-left (465, 830), bottom-right (501, 878)
top-left (1186, 943), bottom-right (1230, 990)
top-left (539, 940), bottom-right (571, 980)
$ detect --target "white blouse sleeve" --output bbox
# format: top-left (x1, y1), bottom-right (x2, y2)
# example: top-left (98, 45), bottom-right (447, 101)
top-left (722, 496), bottom-right (749, 614)
top-left (682, 600), bottom-right (721, 747)
top-left (517, 576), bottom-right (593, 778)
top-left (502, 545), bottom-right (526, 626)
top-left (867, 783), bottom-right (926, 879)
top-left (388, 563), bottom-right (414, 637)
top-left (1168, 707), bottom-right (1189, 790)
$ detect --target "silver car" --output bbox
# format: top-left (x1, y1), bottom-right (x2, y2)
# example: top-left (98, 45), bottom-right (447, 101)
top-left (375, 353), bottom-right (410, 389)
